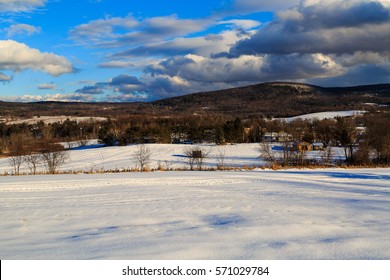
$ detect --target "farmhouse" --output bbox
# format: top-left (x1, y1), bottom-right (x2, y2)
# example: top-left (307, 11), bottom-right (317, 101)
top-left (262, 132), bottom-right (293, 142)
top-left (171, 132), bottom-right (191, 144)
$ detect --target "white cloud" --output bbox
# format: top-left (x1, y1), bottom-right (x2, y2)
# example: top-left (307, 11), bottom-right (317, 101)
top-left (112, 29), bottom-right (254, 59)
top-left (0, 0), bottom-right (46, 13)
top-left (218, 19), bottom-right (261, 29)
top-left (0, 92), bottom-right (97, 102)
top-left (70, 14), bottom-right (212, 48)
top-left (37, 83), bottom-right (56, 90)
top-left (4, 23), bottom-right (41, 37)
top-left (1, 94), bottom-right (43, 102)
top-left (3, 93), bottom-right (94, 102)
top-left (0, 71), bottom-right (12, 82)
top-left (45, 93), bottom-right (95, 102)
top-left (69, 15), bottom-right (138, 44)
top-left (277, 9), bottom-right (304, 21)
top-left (0, 40), bottom-right (74, 76)
top-left (300, 0), bottom-right (376, 9)
top-left (106, 92), bottom-right (148, 102)
top-left (98, 61), bottom-right (135, 68)
top-left (146, 52), bottom-right (344, 85)
top-left (147, 54), bottom-right (265, 83)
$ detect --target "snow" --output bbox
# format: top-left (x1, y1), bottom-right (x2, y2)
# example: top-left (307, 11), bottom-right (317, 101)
top-left (280, 110), bottom-right (366, 122)
top-left (0, 142), bottom-right (348, 175)
top-left (0, 143), bottom-right (264, 174)
top-left (2, 116), bottom-right (107, 125)
top-left (0, 143), bottom-right (389, 260)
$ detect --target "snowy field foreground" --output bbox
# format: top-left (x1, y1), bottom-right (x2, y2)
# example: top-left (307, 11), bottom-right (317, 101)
top-left (1, 168), bottom-right (390, 260)
top-left (0, 143), bottom-right (347, 174)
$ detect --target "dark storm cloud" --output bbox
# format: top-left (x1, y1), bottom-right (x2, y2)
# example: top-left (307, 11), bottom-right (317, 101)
top-left (308, 64), bottom-right (390, 87)
top-left (76, 85), bottom-right (104, 95)
top-left (110, 74), bottom-right (142, 86)
top-left (106, 74), bottom-right (144, 94)
top-left (231, 0), bottom-right (296, 13)
top-left (145, 56), bottom-right (194, 77)
top-left (300, 1), bottom-right (389, 30)
top-left (75, 74), bottom-right (144, 97)
top-left (231, 1), bottom-right (390, 56)
top-left (146, 52), bottom-right (343, 85)
top-left (112, 43), bottom-right (199, 58)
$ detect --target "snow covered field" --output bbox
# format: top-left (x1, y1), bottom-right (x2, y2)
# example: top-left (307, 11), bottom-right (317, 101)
top-left (2, 115), bottom-right (107, 125)
top-left (279, 110), bottom-right (366, 122)
top-left (1, 165), bottom-right (390, 259)
top-left (0, 143), bottom-right (389, 259)
top-left (0, 143), bottom-right (347, 175)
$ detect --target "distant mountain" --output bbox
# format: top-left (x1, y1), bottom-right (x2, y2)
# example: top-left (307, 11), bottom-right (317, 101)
top-left (1, 82), bottom-right (390, 119)
top-left (152, 82), bottom-right (390, 117)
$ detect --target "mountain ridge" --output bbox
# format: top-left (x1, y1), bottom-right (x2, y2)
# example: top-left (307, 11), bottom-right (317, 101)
top-left (151, 82), bottom-right (390, 117)
top-left (1, 82), bottom-right (390, 119)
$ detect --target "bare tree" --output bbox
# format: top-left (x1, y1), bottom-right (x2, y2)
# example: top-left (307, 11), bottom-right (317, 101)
top-left (291, 149), bottom-right (307, 166)
top-left (184, 146), bottom-right (210, 170)
top-left (259, 141), bottom-right (308, 167)
top-left (40, 142), bottom-right (69, 174)
top-left (23, 137), bottom-right (43, 175)
top-left (319, 145), bottom-right (334, 166)
top-left (281, 141), bottom-right (294, 166)
top-left (8, 134), bottom-right (27, 175)
top-left (133, 144), bottom-right (152, 171)
top-left (184, 147), bottom-right (196, 170)
top-left (258, 142), bottom-right (277, 166)
top-left (25, 153), bottom-right (41, 175)
top-left (8, 153), bottom-right (24, 175)
top-left (216, 148), bottom-right (226, 169)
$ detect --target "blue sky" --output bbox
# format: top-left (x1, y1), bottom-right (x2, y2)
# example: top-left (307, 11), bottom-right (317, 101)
top-left (0, 0), bottom-right (389, 102)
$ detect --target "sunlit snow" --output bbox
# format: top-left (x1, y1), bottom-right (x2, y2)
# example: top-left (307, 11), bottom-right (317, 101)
top-left (0, 144), bottom-right (389, 259)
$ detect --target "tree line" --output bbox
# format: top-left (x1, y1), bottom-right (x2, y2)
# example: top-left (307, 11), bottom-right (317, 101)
top-left (1, 112), bottom-right (390, 173)
top-left (96, 113), bottom-right (390, 165)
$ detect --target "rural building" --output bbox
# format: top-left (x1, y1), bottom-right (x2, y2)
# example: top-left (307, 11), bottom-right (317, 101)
top-left (262, 132), bottom-right (293, 142)
top-left (312, 142), bottom-right (325, 150)
top-left (293, 141), bottom-right (313, 152)
top-left (171, 132), bottom-right (190, 144)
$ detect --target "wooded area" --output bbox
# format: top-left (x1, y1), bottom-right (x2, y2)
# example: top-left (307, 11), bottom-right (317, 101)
top-left (1, 110), bottom-right (390, 171)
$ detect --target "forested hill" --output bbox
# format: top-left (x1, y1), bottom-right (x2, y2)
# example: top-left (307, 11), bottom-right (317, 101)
top-left (152, 82), bottom-right (390, 117)
top-left (1, 82), bottom-right (390, 119)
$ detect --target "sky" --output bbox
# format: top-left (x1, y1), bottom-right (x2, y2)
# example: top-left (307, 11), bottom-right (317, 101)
top-left (0, 0), bottom-right (389, 102)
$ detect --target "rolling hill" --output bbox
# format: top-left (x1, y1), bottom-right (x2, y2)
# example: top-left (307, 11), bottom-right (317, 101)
top-left (1, 82), bottom-right (390, 119)
top-left (152, 82), bottom-right (390, 117)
